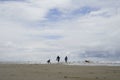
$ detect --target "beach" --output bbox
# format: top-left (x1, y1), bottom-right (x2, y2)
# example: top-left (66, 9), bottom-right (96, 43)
top-left (0, 64), bottom-right (120, 80)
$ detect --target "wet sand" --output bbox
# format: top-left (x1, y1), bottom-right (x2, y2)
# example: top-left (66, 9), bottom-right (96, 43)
top-left (0, 64), bottom-right (120, 80)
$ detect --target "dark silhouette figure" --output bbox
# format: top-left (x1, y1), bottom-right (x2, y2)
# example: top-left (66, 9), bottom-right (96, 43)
top-left (47, 59), bottom-right (51, 64)
top-left (56, 56), bottom-right (60, 63)
top-left (65, 56), bottom-right (68, 63)
top-left (85, 60), bottom-right (90, 63)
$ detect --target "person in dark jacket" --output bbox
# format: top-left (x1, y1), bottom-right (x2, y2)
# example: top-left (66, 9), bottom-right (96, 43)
top-left (65, 56), bottom-right (68, 63)
top-left (56, 56), bottom-right (60, 63)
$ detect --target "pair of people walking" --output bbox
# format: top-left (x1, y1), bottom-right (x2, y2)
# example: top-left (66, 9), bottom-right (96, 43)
top-left (56, 56), bottom-right (68, 63)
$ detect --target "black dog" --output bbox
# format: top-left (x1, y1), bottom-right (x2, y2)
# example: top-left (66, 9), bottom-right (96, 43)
top-left (47, 59), bottom-right (51, 64)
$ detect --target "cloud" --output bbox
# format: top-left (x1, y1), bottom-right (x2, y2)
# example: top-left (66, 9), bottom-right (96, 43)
top-left (0, 0), bottom-right (120, 62)
top-left (0, 0), bottom-right (26, 2)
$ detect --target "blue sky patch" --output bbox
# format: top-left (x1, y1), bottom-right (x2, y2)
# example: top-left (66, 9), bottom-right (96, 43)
top-left (45, 6), bottom-right (98, 22)
top-left (72, 6), bottom-right (98, 15)
top-left (45, 8), bottom-right (63, 21)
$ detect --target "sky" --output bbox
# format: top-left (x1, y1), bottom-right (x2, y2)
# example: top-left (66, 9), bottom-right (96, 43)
top-left (0, 0), bottom-right (120, 63)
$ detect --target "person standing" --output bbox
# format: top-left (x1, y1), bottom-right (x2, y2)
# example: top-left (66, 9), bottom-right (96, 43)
top-left (65, 56), bottom-right (68, 63)
top-left (56, 56), bottom-right (60, 63)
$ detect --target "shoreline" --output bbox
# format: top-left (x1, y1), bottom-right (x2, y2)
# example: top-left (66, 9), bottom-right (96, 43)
top-left (0, 62), bottom-right (120, 66)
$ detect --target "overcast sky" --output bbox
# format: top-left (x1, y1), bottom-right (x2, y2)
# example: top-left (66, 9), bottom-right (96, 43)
top-left (0, 0), bottom-right (120, 62)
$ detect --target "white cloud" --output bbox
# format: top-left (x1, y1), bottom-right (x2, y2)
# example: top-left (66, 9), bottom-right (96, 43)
top-left (0, 0), bottom-right (120, 62)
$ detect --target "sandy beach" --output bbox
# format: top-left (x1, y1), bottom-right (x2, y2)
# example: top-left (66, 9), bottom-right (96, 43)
top-left (0, 64), bottom-right (120, 80)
